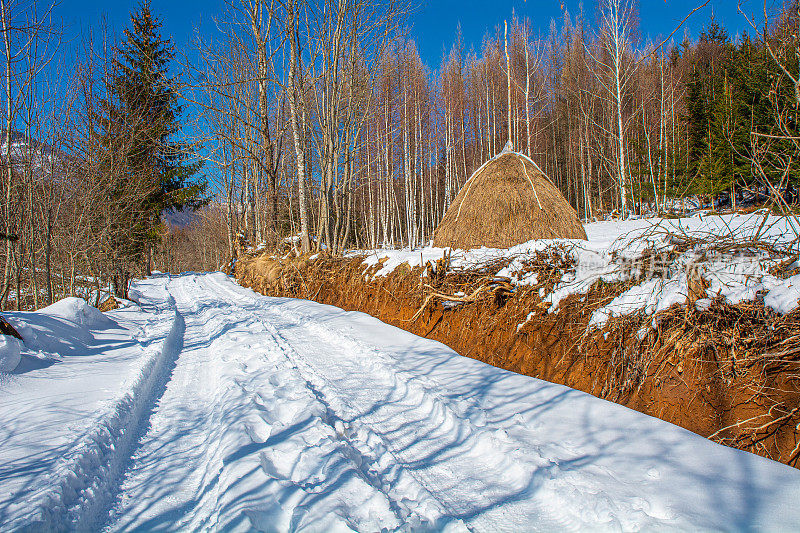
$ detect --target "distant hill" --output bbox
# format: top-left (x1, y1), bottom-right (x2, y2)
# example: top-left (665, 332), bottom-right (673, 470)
top-left (0, 129), bottom-right (58, 158)
top-left (0, 129), bottom-right (68, 177)
top-left (162, 207), bottom-right (201, 229)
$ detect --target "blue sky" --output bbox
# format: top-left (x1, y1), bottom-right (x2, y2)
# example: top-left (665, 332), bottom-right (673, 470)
top-left (50, 0), bottom-right (760, 187)
top-left (55, 0), bottom-right (759, 70)
top-left (414, 0), bottom-right (755, 64)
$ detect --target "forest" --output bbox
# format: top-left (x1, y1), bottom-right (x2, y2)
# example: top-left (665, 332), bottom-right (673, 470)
top-left (0, 0), bottom-right (797, 309)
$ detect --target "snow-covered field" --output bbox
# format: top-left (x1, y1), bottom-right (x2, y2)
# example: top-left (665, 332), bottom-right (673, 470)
top-left (2, 271), bottom-right (800, 531)
top-left (360, 211), bottom-right (800, 327)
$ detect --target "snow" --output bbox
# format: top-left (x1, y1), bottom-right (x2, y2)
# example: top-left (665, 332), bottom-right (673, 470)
top-left (0, 335), bottom-right (22, 372)
top-left (0, 290), bottom-right (182, 530)
top-left (41, 296), bottom-right (114, 328)
top-left (763, 273), bottom-right (800, 314)
top-left (2, 272), bottom-right (800, 531)
top-left (362, 246), bottom-right (449, 277)
top-left (589, 275), bottom-right (689, 327)
top-left (354, 212), bottom-right (800, 326)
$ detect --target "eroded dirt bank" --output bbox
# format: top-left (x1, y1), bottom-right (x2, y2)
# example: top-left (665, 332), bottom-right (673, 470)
top-left (235, 252), bottom-right (800, 468)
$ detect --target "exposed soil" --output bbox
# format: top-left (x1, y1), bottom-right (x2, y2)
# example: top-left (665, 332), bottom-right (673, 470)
top-left (235, 251), bottom-right (800, 469)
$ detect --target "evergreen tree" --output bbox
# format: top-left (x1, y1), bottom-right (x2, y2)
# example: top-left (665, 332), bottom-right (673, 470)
top-left (725, 34), bottom-right (770, 191)
top-left (767, 3), bottom-right (800, 189)
top-left (684, 16), bottom-right (734, 196)
top-left (706, 73), bottom-right (735, 194)
top-left (685, 68), bottom-right (708, 190)
top-left (110, 0), bottom-right (205, 277)
top-left (699, 17), bottom-right (729, 47)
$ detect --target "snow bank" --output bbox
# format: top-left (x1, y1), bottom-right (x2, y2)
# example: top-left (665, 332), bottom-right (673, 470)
top-left (0, 297), bottom-right (114, 373)
top-left (0, 334), bottom-right (22, 371)
top-left (0, 290), bottom-right (184, 531)
top-left (40, 296), bottom-right (114, 328)
top-left (1, 297), bottom-right (116, 361)
top-left (351, 212), bottom-right (800, 327)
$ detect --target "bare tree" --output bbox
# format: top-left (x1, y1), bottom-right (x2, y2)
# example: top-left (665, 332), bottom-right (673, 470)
top-left (285, 0), bottom-right (311, 253)
top-left (585, 0), bottom-right (637, 218)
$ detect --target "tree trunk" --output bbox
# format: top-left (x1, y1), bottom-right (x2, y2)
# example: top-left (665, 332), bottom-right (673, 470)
top-left (287, 1), bottom-right (310, 253)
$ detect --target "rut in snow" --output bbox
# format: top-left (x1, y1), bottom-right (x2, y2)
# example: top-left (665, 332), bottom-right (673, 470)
top-left (40, 296), bottom-right (184, 531)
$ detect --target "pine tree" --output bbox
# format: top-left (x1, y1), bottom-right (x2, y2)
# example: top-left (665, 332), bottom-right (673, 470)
top-left (727, 34), bottom-right (769, 191)
top-left (707, 74), bottom-right (735, 194)
top-left (768, 3), bottom-right (800, 189)
top-left (684, 16), bottom-right (734, 196)
top-left (685, 68), bottom-right (708, 190)
top-left (699, 16), bottom-right (729, 47)
top-left (111, 0), bottom-right (205, 276)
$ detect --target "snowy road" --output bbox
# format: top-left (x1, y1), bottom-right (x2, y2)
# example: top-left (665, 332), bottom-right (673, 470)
top-left (3, 272), bottom-right (800, 531)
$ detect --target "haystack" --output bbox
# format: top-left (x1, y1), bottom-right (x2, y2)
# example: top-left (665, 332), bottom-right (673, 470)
top-left (434, 144), bottom-right (587, 249)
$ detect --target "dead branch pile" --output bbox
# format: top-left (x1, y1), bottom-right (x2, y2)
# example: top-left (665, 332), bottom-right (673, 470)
top-left (410, 248), bottom-right (577, 322)
top-left (628, 214), bottom-right (799, 259)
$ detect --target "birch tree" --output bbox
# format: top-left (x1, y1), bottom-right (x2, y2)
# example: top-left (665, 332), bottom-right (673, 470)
top-left (285, 0), bottom-right (311, 253)
top-left (586, 0), bottom-right (637, 218)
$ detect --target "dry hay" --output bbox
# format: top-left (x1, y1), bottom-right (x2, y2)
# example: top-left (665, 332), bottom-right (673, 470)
top-left (434, 151), bottom-right (587, 249)
top-left (98, 297), bottom-right (119, 312)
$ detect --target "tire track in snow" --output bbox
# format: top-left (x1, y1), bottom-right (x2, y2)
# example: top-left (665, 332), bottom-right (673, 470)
top-left (262, 304), bottom-right (607, 531)
top-left (106, 274), bottom-right (408, 532)
top-left (177, 273), bottom-right (413, 530)
top-left (254, 307), bottom-right (540, 531)
top-left (268, 299), bottom-right (693, 530)
top-left (231, 354), bottom-right (412, 529)
top-left (199, 273), bottom-right (560, 531)
top-left (183, 274), bottom-right (449, 529)
top-left (258, 304), bottom-right (685, 531)
top-left (253, 315), bottom-right (447, 531)
top-left (105, 275), bottom-right (268, 532)
top-left (35, 289), bottom-right (185, 531)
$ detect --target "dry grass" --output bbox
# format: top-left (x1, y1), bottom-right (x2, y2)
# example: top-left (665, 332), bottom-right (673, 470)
top-left (434, 152), bottom-right (587, 249)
